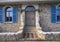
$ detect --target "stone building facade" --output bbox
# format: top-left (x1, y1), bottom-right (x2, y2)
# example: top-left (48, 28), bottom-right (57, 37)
top-left (0, 0), bottom-right (60, 41)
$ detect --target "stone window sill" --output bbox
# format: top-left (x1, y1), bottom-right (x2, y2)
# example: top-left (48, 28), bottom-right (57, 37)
top-left (4, 22), bottom-right (13, 24)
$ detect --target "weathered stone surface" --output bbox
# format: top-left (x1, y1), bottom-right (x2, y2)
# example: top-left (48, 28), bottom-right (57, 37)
top-left (45, 33), bottom-right (60, 40)
top-left (0, 23), bottom-right (19, 32)
top-left (0, 33), bottom-right (60, 41)
top-left (39, 4), bottom-right (60, 32)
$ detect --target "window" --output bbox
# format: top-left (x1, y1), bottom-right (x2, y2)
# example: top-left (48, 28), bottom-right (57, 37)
top-left (56, 5), bottom-right (60, 21)
top-left (0, 6), bottom-right (17, 23)
top-left (51, 4), bottom-right (60, 23)
top-left (5, 7), bottom-right (13, 22)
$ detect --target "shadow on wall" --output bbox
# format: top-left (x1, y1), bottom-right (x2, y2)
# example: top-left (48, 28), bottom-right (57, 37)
top-left (39, 16), bottom-right (52, 32)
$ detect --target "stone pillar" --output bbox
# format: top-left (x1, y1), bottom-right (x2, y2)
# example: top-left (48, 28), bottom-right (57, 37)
top-left (36, 10), bottom-right (42, 30)
top-left (35, 10), bottom-right (45, 40)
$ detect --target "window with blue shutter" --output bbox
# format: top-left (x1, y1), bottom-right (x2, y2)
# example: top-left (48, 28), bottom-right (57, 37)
top-left (0, 7), bottom-right (3, 23)
top-left (51, 4), bottom-right (56, 23)
top-left (13, 6), bottom-right (18, 23)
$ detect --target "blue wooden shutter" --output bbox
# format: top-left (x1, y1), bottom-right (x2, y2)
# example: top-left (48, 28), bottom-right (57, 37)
top-left (51, 4), bottom-right (56, 23)
top-left (0, 7), bottom-right (3, 23)
top-left (13, 6), bottom-right (18, 23)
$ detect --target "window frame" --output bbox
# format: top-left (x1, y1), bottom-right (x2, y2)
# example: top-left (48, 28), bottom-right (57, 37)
top-left (4, 6), bottom-right (13, 23)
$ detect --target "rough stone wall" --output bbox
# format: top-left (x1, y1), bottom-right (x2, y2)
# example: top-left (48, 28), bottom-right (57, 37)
top-left (0, 33), bottom-right (60, 41)
top-left (0, 4), bottom-right (60, 41)
top-left (0, 23), bottom-right (18, 32)
top-left (39, 4), bottom-right (60, 32)
top-left (0, 3), bottom-right (60, 32)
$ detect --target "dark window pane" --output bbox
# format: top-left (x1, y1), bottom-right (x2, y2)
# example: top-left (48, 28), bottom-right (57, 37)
top-left (57, 15), bottom-right (60, 21)
top-left (5, 17), bottom-right (12, 22)
top-left (58, 5), bottom-right (60, 7)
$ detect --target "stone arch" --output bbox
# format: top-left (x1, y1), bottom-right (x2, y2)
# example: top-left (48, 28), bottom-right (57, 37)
top-left (25, 6), bottom-right (35, 12)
